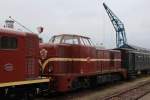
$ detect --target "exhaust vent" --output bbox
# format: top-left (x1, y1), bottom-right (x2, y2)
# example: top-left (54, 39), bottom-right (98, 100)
top-left (5, 20), bottom-right (14, 29)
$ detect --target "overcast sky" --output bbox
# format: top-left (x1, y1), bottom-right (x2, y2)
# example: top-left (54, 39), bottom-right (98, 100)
top-left (0, 0), bottom-right (150, 48)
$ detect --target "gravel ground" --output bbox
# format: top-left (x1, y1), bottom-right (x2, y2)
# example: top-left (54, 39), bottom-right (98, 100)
top-left (139, 93), bottom-right (150, 100)
top-left (35, 76), bottom-right (150, 100)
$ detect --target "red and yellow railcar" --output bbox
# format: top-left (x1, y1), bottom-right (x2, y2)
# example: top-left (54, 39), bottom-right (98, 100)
top-left (39, 34), bottom-right (127, 92)
top-left (0, 29), bottom-right (39, 83)
top-left (0, 28), bottom-right (49, 98)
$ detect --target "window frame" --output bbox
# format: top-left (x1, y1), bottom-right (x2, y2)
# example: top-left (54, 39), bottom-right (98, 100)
top-left (50, 35), bottom-right (95, 47)
top-left (61, 35), bottom-right (80, 45)
top-left (80, 37), bottom-right (91, 46)
top-left (0, 36), bottom-right (18, 50)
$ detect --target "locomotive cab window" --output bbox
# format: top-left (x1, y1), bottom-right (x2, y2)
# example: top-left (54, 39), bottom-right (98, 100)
top-left (51, 36), bottom-right (62, 44)
top-left (80, 37), bottom-right (91, 46)
top-left (49, 35), bottom-right (95, 46)
top-left (62, 36), bottom-right (79, 44)
top-left (50, 35), bottom-right (80, 45)
top-left (0, 36), bottom-right (18, 49)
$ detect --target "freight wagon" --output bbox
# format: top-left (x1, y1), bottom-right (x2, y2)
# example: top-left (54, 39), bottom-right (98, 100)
top-left (117, 44), bottom-right (150, 77)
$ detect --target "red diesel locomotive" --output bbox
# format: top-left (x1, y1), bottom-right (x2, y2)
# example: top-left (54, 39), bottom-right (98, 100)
top-left (39, 34), bottom-right (127, 92)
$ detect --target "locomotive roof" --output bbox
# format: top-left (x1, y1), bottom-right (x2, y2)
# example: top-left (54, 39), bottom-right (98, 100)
top-left (52, 34), bottom-right (90, 39)
top-left (0, 28), bottom-right (35, 36)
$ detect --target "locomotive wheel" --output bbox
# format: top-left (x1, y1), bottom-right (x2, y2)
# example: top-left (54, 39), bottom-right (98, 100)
top-left (76, 78), bottom-right (90, 89)
top-left (89, 76), bottom-right (98, 88)
top-left (71, 79), bottom-right (81, 90)
top-left (0, 88), bottom-right (6, 99)
top-left (82, 78), bottom-right (90, 88)
top-left (5, 87), bottom-right (37, 100)
top-left (22, 88), bottom-right (37, 100)
top-left (6, 88), bottom-right (18, 100)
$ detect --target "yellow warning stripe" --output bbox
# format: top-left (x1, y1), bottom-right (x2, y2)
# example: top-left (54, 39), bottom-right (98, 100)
top-left (90, 59), bottom-right (121, 61)
top-left (41, 58), bottom-right (121, 72)
top-left (0, 78), bottom-right (50, 88)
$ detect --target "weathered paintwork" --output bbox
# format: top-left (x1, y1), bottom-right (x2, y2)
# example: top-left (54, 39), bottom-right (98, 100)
top-left (0, 29), bottom-right (39, 83)
top-left (40, 34), bottom-right (126, 92)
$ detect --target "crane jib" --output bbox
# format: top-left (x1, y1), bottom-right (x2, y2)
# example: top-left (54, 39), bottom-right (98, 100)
top-left (103, 3), bottom-right (127, 48)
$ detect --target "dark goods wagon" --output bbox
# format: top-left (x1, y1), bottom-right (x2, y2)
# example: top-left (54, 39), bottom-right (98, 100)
top-left (118, 45), bottom-right (150, 77)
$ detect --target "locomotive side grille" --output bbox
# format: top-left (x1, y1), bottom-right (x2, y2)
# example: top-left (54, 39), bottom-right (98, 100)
top-left (26, 36), bottom-right (34, 56)
top-left (25, 34), bottom-right (37, 79)
top-left (26, 58), bottom-right (35, 78)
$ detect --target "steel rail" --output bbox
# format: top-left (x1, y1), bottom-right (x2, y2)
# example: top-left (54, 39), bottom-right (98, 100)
top-left (102, 81), bottom-right (150, 100)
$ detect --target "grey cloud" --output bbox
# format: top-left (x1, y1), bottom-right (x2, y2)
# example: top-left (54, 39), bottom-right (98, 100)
top-left (0, 0), bottom-right (150, 49)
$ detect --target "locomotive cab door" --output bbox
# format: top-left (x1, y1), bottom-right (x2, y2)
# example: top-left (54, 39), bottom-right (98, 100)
top-left (0, 35), bottom-right (24, 82)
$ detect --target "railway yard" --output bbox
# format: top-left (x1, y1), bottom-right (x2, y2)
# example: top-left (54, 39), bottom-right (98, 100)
top-left (0, 1), bottom-right (150, 100)
top-left (35, 76), bottom-right (150, 100)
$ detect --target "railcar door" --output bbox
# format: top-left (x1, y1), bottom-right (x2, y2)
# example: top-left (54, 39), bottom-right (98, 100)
top-left (0, 35), bottom-right (21, 82)
top-left (135, 53), bottom-right (146, 71)
top-left (128, 52), bottom-right (135, 71)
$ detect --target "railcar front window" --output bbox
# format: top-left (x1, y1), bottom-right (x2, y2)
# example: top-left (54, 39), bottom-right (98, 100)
top-left (0, 36), bottom-right (17, 49)
top-left (81, 38), bottom-right (91, 46)
top-left (88, 39), bottom-right (95, 46)
top-left (80, 38), bottom-right (85, 45)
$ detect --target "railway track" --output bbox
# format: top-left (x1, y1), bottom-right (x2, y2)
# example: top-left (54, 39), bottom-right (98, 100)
top-left (103, 80), bottom-right (150, 100)
top-left (35, 76), bottom-right (150, 100)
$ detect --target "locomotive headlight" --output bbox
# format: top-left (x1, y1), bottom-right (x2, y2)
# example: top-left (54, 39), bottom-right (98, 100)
top-left (40, 49), bottom-right (48, 60)
top-left (48, 66), bottom-right (53, 73)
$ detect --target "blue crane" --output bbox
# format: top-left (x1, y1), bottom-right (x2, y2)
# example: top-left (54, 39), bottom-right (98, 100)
top-left (103, 3), bottom-right (127, 48)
